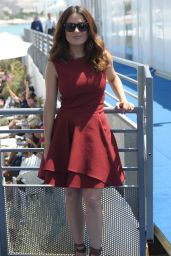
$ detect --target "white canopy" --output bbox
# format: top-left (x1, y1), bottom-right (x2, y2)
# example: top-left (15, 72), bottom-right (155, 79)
top-left (0, 32), bottom-right (32, 60)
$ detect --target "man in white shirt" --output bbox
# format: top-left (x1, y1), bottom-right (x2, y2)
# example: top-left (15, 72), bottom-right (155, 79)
top-left (45, 13), bottom-right (56, 35)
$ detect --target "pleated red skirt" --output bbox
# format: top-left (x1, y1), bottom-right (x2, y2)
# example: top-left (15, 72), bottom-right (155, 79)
top-left (38, 110), bottom-right (125, 188)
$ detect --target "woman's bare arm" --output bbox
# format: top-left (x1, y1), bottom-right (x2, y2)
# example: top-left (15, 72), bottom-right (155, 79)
top-left (105, 52), bottom-right (134, 111)
top-left (7, 86), bottom-right (20, 103)
top-left (43, 61), bottom-right (58, 159)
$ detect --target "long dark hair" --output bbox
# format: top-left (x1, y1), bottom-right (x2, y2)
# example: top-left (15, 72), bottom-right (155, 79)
top-left (49, 5), bottom-right (109, 71)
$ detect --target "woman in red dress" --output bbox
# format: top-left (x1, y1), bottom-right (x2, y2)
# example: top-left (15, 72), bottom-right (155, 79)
top-left (38, 5), bottom-right (134, 256)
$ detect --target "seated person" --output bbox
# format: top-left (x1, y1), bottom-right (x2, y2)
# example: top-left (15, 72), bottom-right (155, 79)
top-left (0, 95), bottom-right (5, 108)
top-left (7, 85), bottom-right (28, 108)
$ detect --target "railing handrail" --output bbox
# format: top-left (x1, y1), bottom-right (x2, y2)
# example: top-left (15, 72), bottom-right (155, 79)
top-left (0, 105), bottom-right (146, 255)
top-left (0, 106), bottom-right (140, 115)
top-left (113, 55), bottom-right (145, 68)
top-left (0, 106), bottom-right (142, 173)
top-left (0, 106), bottom-right (142, 170)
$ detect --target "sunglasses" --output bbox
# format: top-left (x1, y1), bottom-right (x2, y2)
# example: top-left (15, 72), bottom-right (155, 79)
top-left (64, 22), bottom-right (89, 32)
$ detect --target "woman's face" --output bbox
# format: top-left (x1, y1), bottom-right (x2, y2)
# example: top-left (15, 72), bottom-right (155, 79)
top-left (65, 13), bottom-right (88, 47)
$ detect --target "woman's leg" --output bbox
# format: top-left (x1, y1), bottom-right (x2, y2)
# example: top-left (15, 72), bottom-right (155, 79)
top-left (65, 188), bottom-right (85, 255)
top-left (82, 188), bottom-right (103, 254)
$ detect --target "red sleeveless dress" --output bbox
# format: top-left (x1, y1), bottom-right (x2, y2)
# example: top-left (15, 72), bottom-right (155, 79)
top-left (38, 57), bottom-right (125, 188)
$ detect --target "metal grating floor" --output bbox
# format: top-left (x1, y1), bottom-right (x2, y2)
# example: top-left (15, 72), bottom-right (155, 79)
top-left (4, 186), bottom-right (140, 256)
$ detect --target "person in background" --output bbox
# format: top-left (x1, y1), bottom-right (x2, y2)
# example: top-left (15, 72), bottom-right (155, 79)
top-left (7, 85), bottom-right (28, 108)
top-left (45, 13), bottom-right (56, 35)
top-left (26, 94), bottom-right (38, 108)
top-left (25, 115), bottom-right (42, 154)
top-left (8, 93), bottom-right (38, 130)
top-left (0, 95), bottom-right (5, 108)
top-left (38, 5), bottom-right (134, 256)
top-left (31, 15), bottom-right (43, 33)
top-left (24, 79), bottom-right (36, 100)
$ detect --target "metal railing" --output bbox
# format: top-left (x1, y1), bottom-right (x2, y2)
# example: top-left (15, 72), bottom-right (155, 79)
top-left (111, 56), bottom-right (153, 240)
top-left (0, 107), bottom-right (146, 256)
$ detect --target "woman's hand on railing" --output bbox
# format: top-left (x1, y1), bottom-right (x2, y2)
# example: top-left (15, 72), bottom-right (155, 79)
top-left (115, 101), bottom-right (134, 113)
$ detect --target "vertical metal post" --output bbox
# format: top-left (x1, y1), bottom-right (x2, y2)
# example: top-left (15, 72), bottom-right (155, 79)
top-left (46, 35), bottom-right (50, 57)
top-left (145, 75), bottom-right (153, 240)
top-left (137, 65), bottom-right (145, 107)
top-left (137, 107), bottom-right (146, 256)
top-left (32, 33), bottom-right (36, 63)
top-left (0, 150), bottom-right (8, 256)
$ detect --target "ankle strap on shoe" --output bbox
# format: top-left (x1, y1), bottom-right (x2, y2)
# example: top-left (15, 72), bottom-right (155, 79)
top-left (89, 246), bottom-right (102, 256)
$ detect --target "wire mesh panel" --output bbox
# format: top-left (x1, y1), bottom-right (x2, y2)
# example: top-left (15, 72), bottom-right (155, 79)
top-left (103, 187), bottom-right (139, 256)
top-left (4, 186), bottom-right (140, 256)
top-left (4, 187), bottom-right (72, 256)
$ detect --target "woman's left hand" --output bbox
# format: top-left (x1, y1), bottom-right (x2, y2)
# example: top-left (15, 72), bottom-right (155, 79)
top-left (115, 101), bottom-right (134, 112)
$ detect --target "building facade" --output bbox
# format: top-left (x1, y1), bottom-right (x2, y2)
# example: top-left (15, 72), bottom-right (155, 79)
top-left (46, 0), bottom-right (171, 76)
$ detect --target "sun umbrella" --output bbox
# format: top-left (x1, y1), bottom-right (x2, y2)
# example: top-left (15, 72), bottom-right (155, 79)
top-left (0, 32), bottom-right (32, 60)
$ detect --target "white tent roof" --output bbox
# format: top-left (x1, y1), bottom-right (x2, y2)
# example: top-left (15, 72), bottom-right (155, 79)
top-left (0, 32), bottom-right (32, 60)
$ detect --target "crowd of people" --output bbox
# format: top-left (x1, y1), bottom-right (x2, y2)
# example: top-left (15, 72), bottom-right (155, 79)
top-left (0, 67), bottom-right (43, 184)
